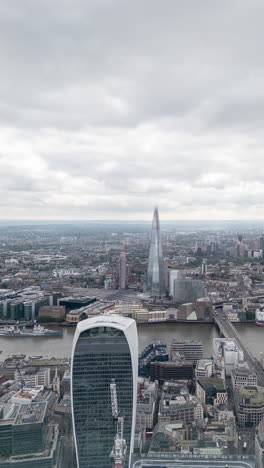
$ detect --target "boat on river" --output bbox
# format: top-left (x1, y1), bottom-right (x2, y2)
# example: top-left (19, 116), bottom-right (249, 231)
top-left (0, 324), bottom-right (63, 337)
top-left (12, 353), bottom-right (26, 359)
top-left (256, 321), bottom-right (264, 327)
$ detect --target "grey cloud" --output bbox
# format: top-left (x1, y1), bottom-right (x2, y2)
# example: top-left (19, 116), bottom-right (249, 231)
top-left (0, 1), bottom-right (264, 219)
top-left (0, 0), bottom-right (263, 129)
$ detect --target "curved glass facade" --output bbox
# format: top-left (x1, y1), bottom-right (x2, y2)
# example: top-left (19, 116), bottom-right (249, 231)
top-left (72, 324), bottom-right (135, 468)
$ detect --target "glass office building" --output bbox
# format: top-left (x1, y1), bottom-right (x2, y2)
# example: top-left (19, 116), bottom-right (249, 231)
top-left (71, 315), bottom-right (138, 468)
top-left (147, 206), bottom-right (166, 298)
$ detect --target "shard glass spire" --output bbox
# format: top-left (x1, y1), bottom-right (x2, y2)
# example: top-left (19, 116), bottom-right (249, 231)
top-left (147, 206), bottom-right (166, 298)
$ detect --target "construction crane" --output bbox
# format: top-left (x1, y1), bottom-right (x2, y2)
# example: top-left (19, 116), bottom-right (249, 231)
top-left (15, 362), bottom-right (26, 389)
top-left (110, 379), bottom-right (127, 468)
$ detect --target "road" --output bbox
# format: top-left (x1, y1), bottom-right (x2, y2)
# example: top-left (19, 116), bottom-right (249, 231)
top-left (133, 459), bottom-right (254, 468)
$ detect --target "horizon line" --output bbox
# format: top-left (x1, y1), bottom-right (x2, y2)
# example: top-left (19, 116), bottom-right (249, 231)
top-left (0, 219), bottom-right (264, 223)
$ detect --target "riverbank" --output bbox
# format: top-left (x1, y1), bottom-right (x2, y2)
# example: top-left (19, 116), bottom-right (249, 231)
top-left (36, 319), bottom-right (216, 327)
top-left (0, 321), bottom-right (262, 361)
top-left (0, 322), bottom-right (219, 359)
top-left (0, 318), bottom-right (257, 328)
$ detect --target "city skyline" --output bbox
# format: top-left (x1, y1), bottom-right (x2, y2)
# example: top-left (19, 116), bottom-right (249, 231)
top-left (1, 1), bottom-right (264, 466)
top-left (0, 218), bottom-right (264, 465)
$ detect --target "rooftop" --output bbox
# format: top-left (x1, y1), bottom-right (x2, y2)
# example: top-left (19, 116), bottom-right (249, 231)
top-left (76, 313), bottom-right (136, 334)
top-left (62, 369), bottom-right (70, 380)
top-left (14, 401), bottom-right (47, 425)
top-left (67, 301), bottom-right (114, 316)
top-left (237, 385), bottom-right (264, 405)
top-left (196, 359), bottom-right (213, 370)
top-left (61, 296), bottom-right (96, 303)
top-left (233, 362), bottom-right (256, 376)
top-left (58, 396), bottom-right (71, 408)
top-left (171, 340), bottom-right (202, 345)
top-left (197, 377), bottom-right (226, 392)
top-left (11, 386), bottom-right (43, 402)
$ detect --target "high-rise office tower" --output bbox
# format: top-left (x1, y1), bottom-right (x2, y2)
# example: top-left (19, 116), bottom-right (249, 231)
top-left (118, 251), bottom-right (129, 289)
top-left (260, 235), bottom-right (264, 258)
top-left (173, 278), bottom-right (206, 303)
top-left (201, 259), bottom-right (208, 275)
top-left (147, 206), bottom-right (166, 298)
top-left (71, 315), bottom-right (138, 468)
top-left (169, 269), bottom-right (179, 296)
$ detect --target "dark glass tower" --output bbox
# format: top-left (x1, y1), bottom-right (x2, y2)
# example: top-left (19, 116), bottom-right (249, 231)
top-left (147, 206), bottom-right (166, 298)
top-left (71, 315), bottom-right (138, 468)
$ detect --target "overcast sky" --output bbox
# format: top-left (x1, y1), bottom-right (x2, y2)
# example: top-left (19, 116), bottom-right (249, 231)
top-left (1, 0), bottom-right (264, 221)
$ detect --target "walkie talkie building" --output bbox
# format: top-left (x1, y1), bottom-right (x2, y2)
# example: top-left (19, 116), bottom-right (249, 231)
top-left (71, 315), bottom-right (138, 468)
top-left (147, 206), bottom-right (166, 298)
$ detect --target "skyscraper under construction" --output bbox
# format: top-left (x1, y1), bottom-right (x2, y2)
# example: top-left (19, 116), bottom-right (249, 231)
top-left (147, 206), bottom-right (166, 298)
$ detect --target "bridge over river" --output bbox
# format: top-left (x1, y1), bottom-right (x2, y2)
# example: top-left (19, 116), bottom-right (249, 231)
top-left (214, 312), bottom-right (264, 387)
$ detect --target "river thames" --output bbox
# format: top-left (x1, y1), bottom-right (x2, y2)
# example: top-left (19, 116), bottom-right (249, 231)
top-left (0, 322), bottom-right (263, 360)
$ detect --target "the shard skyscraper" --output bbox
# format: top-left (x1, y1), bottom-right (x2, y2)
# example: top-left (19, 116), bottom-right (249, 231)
top-left (147, 206), bottom-right (166, 298)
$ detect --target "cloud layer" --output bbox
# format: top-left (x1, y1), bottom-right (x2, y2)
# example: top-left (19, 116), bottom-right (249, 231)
top-left (1, 0), bottom-right (264, 220)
